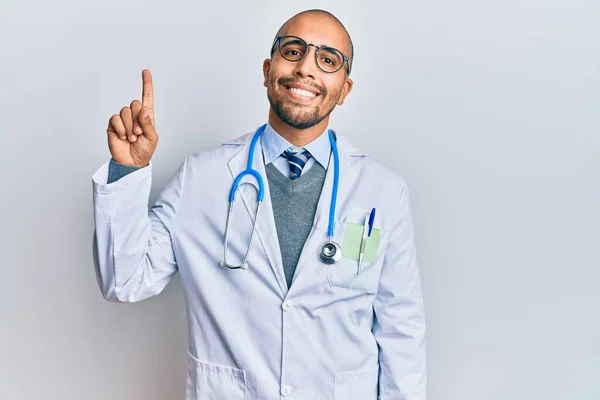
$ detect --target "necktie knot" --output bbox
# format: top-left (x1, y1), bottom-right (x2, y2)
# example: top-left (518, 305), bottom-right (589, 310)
top-left (283, 148), bottom-right (312, 180)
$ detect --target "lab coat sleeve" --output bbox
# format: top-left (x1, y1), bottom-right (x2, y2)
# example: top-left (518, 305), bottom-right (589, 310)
top-left (91, 158), bottom-right (186, 303)
top-left (373, 178), bottom-right (427, 400)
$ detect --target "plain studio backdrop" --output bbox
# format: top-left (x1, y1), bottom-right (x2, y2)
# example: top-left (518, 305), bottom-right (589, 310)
top-left (0, 0), bottom-right (598, 399)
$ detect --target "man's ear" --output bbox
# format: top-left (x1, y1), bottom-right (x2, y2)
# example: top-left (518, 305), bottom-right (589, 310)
top-left (263, 59), bottom-right (271, 88)
top-left (336, 77), bottom-right (354, 106)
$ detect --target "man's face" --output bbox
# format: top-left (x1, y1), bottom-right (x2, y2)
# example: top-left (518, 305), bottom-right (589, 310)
top-left (263, 14), bottom-right (353, 130)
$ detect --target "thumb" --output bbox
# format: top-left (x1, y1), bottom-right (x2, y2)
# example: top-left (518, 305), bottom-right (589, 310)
top-left (137, 107), bottom-right (158, 141)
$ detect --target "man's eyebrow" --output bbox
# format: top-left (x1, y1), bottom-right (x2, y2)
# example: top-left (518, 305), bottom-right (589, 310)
top-left (282, 37), bottom-right (343, 52)
top-left (281, 38), bottom-right (305, 46)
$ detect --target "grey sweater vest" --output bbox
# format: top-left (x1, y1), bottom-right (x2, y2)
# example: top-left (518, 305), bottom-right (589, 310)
top-left (265, 162), bottom-right (327, 288)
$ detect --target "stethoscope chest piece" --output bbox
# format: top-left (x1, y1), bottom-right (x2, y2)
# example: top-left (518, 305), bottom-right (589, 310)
top-left (319, 240), bottom-right (341, 264)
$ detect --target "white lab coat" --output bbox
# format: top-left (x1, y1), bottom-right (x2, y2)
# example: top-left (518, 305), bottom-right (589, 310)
top-left (91, 129), bottom-right (426, 400)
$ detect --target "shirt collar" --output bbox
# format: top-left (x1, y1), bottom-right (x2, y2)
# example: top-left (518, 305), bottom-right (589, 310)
top-left (261, 122), bottom-right (331, 169)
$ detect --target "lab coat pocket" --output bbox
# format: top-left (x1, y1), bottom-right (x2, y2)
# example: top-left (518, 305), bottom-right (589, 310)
top-left (327, 212), bottom-right (383, 293)
top-left (334, 365), bottom-right (379, 400)
top-left (186, 352), bottom-right (247, 400)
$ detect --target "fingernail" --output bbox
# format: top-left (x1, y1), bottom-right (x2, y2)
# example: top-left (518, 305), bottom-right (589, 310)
top-left (134, 126), bottom-right (142, 134)
top-left (130, 135), bottom-right (136, 142)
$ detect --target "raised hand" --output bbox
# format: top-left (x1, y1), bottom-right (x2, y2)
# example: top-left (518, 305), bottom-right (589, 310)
top-left (106, 69), bottom-right (158, 167)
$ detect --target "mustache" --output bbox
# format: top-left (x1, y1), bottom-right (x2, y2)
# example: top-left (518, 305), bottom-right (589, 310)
top-left (278, 77), bottom-right (327, 96)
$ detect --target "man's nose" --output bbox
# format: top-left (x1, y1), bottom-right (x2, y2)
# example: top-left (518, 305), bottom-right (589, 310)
top-left (293, 46), bottom-right (318, 79)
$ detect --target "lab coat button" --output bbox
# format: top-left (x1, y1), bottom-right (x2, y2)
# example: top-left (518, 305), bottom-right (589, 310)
top-left (280, 385), bottom-right (292, 396)
top-left (281, 301), bottom-right (293, 311)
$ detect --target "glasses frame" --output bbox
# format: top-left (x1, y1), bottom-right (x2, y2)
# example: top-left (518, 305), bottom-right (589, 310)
top-left (270, 35), bottom-right (352, 75)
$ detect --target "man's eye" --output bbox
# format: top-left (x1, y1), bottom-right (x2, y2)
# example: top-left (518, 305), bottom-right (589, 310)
top-left (286, 49), bottom-right (303, 57)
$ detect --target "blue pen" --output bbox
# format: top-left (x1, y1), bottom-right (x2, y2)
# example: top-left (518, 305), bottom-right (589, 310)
top-left (368, 208), bottom-right (376, 237)
top-left (357, 208), bottom-right (377, 275)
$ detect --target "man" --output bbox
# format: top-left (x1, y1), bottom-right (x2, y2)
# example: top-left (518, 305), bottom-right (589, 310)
top-left (92, 9), bottom-right (426, 400)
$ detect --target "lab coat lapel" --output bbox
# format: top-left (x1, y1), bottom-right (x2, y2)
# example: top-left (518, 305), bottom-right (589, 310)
top-left (290, 133), bottom-right (364, 289)
top-left (226, 132), bottom-right (288, 296)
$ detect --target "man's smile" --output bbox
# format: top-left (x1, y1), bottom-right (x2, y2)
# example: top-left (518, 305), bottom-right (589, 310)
top-left (283, 83), bottom-right (321, 101)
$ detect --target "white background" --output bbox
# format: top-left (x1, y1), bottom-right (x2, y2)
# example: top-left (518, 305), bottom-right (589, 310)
top-left (1, 0), bottom-right (598, 399)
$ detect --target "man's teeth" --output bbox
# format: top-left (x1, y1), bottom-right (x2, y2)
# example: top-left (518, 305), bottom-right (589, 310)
top-left (288, 87), bottom-right (317, 98)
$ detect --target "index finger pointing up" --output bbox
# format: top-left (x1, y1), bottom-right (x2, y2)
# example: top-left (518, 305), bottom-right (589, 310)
top-left (141, 69), bottom-right (154, 110)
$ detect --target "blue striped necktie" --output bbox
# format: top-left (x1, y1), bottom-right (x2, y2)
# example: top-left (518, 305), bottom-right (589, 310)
top-left (282, 149), bottom-right (312, 180)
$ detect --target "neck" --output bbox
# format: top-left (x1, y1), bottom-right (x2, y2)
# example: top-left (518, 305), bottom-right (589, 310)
top-left (268, 109), bottom-right (329, 147)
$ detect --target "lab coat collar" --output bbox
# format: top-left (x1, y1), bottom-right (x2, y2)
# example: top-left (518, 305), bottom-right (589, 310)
top-left (222, 125), bottom-right (366, 157)
top-left (261, 122), bottom-right (334, 170)
top-left (224, 125), bottom-right (365, 296)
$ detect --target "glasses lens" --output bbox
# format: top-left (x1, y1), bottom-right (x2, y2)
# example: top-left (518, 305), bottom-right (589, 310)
top-left (279, 36), bottom-right (307, 61)
top-left (317, 47), bottom-right (344, 73)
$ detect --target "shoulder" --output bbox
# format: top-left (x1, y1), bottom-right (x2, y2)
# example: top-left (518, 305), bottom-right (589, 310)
top-left (337, 132), bottom-right (408, 193)
top-left (181, 130), bottom-right (255, 169)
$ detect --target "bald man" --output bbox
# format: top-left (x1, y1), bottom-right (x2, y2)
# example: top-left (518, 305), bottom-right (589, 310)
top-left (92, 9), bottom-right (426, 400)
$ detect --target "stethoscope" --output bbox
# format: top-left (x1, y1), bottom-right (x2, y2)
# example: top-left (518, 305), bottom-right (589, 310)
top-left (220, 123), bottom-right (341, 270)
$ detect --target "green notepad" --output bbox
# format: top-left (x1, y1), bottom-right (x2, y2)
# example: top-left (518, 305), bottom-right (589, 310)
top-left (341, 222), bottom-right (381, 263)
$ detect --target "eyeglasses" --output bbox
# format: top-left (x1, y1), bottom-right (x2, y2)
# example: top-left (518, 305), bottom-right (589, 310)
top-left (270, 35), bottom-right (352, 75)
